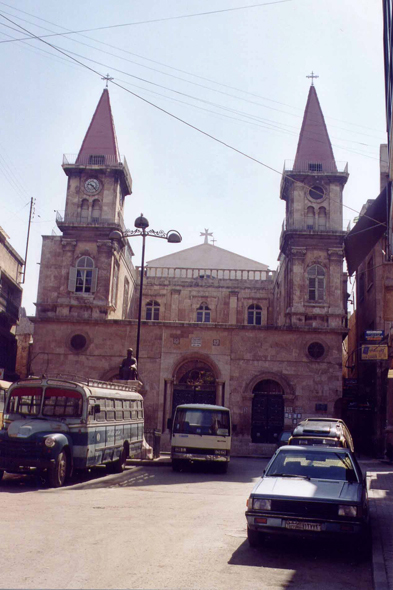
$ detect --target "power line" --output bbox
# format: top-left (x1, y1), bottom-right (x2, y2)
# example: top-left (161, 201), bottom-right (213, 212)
top-left (0, 11), bottom-right (386, 230)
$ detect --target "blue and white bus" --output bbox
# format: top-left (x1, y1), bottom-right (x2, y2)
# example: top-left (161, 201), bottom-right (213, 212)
top-left (0, 376), bottom-right (144, 487)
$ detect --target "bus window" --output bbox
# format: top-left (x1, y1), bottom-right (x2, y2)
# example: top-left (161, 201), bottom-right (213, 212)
top-left (43, 388), bottom-right (83, 418)
top-left (7, 388), bottom-right (43, 415)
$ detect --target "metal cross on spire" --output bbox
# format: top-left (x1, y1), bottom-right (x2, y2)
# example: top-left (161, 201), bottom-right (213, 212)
top-left (200, 228), bottom-right (213, 244)
top-left (306, 71), bottom-right (319, 86)
top-left (102, 73), bottom-right (114, 88)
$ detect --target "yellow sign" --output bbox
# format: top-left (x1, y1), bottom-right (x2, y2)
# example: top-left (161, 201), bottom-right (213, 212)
top-left (361, 345), bottom-right (388, 361)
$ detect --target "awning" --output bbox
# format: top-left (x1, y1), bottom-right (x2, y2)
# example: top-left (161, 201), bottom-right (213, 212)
top-left (344, 183), bottom-right (391, 276)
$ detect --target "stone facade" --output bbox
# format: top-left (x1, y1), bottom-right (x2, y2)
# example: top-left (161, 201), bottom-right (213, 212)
top-left (27, 86), bottom-right (350, 455)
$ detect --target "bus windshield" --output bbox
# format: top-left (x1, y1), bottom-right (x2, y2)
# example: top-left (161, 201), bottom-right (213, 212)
top-left (43, 388), bottom-right (83, 418)
top-left (7, 387), bottom-right (43, 416)
top-left (174, 408), bottom-right (230, 436)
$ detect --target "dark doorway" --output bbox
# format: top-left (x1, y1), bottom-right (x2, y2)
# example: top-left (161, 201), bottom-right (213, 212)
top-left (251, 379), bottom-right (284, 443)
top-left (172, 361), bottom-right (216, 417)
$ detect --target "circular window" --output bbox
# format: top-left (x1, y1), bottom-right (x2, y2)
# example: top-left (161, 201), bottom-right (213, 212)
top-left (309, 185), bottom-right (324, 200)
top-left (308, 342), bottom-right (325, 359)
top-left (70, 334), bottom-right (87, 351)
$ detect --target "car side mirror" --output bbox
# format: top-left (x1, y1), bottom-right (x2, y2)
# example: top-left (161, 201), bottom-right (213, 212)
top-left (167, 418), bottom-right (173, 431)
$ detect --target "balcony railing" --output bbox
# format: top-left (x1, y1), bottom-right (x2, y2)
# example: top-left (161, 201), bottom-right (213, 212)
top-left (283, 160), bottom-right (348, 174)
top-left (137, 266), bottom-right (275, 281)
top-left (56, 210), bottom-right (125, 230)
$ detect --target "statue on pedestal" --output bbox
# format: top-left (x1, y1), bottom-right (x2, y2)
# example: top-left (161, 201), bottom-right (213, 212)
top-left (119, 348), bottom-right (138, 381)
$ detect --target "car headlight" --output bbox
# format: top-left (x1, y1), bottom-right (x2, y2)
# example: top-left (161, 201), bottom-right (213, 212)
top-left (253, 498), bottom-right (272, 511)
top-left (338, 504), bottom-right (358, 517)
top-left (44, 436), bottom-right (56, 448)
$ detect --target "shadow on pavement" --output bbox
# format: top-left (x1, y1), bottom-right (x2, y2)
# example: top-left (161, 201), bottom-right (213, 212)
top-left (0, 457), bottom-right (267, 493)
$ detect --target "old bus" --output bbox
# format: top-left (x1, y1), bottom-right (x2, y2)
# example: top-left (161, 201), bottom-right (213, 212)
top-left (0, 376), bottom-right (144, 487)
top-left (170, 403), bottom-right (231, 473)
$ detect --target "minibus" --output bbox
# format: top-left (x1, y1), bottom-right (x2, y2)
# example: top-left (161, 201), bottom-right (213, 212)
top-left (170, 403), bottom-right (231, 472)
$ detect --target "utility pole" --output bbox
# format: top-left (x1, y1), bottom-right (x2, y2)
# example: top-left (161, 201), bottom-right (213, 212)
top-left (20, 197), bottom-right (34, 284)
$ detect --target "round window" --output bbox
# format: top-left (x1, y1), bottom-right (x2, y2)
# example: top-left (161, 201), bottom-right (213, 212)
top-left (308, 342), bottom-right (325, 359)
top-left (309, 185), bottom-right (324, 200)
top-left (70, 334), bottom-right (87, 351)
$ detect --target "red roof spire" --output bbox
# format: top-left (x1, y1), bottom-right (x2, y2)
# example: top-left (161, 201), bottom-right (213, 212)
top-left (293, 85), bottom-right (336, 172)
top-left (76, 89), bottom-right (120, 165)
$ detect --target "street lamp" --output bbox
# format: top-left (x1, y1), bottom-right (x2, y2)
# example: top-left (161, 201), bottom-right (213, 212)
top-left (110, 214), bottom-right (182, 363)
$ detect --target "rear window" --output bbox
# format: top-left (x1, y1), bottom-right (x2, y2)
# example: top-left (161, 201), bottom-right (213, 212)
top-left (43, 388), bottom-right (83, 418)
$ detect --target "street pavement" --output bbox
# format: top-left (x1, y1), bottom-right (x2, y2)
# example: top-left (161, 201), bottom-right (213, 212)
top-left (364, 458), bottom-right (393, 590)
top-left (135, 454), bottom-right (393, 590)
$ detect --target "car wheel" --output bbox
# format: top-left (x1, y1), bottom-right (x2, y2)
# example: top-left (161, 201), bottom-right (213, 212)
top-left (47, 450), bottom-right (67, 488)
top-left (247, 527), bottom-right (261, 548)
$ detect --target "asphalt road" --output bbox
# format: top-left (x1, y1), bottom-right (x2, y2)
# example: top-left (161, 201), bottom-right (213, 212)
top-left (0, 458), bottom-right (372, 590)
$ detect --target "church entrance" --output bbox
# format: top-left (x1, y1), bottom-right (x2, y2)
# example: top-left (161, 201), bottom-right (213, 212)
top-left (251, 380), bottom-right (284, 443)
top-left (172, 360), bottom-right (216, 417)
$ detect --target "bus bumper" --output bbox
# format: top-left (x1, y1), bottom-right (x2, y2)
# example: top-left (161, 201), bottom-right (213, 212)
top-left (0, 457), bottom-right (56, 472)
top-left (172, 452), bottom-right (229, 462)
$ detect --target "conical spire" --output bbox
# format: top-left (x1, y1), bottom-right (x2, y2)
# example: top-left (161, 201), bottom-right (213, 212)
top-left (293, 86), bottom-right (336, 172)
top-left (76, 89), bottom-right (120, 165)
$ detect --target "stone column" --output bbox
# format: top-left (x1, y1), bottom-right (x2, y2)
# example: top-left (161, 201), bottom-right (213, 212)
top-left (216, 380), bottom-right (224, 406)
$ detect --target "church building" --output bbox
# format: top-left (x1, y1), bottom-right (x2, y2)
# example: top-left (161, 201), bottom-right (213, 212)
top-left (29, 84), bottom-right (349, 454)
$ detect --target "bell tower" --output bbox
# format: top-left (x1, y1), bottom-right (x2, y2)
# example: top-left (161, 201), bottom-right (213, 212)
top-left (35, 89), bottom-right (135, 321)
top-left (276, 83), bottom-right (349, 329)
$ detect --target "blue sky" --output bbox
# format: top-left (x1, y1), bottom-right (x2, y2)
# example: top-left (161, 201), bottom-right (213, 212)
top-left (0, 0), bottom-right (386, 314)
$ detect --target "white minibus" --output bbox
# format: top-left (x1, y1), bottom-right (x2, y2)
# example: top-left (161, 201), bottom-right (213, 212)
top-left (170, 403), bottom-right (231, 473)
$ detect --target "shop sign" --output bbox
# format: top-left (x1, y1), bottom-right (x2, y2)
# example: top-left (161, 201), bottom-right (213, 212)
top-left (361, 344), bottom-right (388, 361)
top-left (364, 330), bottom-right (384, 341)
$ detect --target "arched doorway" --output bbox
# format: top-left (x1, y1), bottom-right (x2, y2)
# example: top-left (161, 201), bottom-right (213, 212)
top-left (172, 360), bottom-right (216, 417)
top-left (251, 379), bottom-right (284, 443)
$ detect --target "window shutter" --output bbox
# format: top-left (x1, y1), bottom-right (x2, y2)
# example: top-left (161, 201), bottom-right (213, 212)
top-left (68, 267), bottom-right (77, 292)
top-left (91, 268), bottom-right (98, 293)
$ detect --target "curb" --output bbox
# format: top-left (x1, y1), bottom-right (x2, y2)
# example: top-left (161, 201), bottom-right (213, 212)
top-left (367, 474), bottom-right (389, 590)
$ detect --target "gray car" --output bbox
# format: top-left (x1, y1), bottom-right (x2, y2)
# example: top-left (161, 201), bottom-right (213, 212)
top-left (245, 445), bottom-right (369, 548)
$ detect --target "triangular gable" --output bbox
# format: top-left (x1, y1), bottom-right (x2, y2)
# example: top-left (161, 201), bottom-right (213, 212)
top-left (147, 242), bottom-right (269, 271)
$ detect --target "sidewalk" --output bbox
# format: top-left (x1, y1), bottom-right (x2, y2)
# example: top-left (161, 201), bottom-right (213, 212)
top-left (363, 459), bottom-right (393, 590)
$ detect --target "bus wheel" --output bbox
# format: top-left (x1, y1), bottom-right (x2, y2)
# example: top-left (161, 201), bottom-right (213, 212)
top-left (48, 450), bottom-right (67, 488)
top-left (218, 462), bottom-right (228, 474)
top-left (172, 459), bottom-right (183, 472)
top-left (112, 446), bottom-right (127, 473)
top-left (0, 470), bottom-right (4, 483)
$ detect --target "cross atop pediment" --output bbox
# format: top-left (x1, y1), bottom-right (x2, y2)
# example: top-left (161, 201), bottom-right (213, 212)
top-left (200, 228), bottom-right (213, 244)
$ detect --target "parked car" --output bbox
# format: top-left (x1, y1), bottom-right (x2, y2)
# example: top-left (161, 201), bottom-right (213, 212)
top-left (277, 430), bottom-right (292, 447)
top-left (245, 445), bottom-right (369, 548)
top-left (289, 418), bottom-right (354, 452)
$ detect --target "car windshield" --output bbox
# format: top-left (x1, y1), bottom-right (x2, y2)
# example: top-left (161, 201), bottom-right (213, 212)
top-left (266, 449), bottom-right (358, 482)
top-left (174, 409), bottom-right (230, 436)
top-left (7, 387), bottom-right (43, 416)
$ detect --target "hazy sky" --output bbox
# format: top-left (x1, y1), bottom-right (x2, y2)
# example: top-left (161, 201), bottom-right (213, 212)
top-left (0, 0), bottom-right (386, 315)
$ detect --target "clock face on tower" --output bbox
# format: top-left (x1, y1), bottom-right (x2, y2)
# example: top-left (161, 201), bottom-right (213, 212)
top-left (84, 178), bottom-right (101, 194)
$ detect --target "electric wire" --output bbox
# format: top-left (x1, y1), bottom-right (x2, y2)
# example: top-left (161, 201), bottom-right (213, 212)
top-left (0, 11), bottom-right (386, 231)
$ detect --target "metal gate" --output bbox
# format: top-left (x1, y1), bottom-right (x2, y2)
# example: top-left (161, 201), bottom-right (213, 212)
top-left (251, 393), bottom-right (284, 443)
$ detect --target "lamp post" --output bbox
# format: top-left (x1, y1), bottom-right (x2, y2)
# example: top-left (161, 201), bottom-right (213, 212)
top-left (111, 214), bottom-right (182, 363)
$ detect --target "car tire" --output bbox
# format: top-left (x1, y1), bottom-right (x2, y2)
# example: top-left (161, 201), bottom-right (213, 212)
top-left (247, 527), bottom-right (261, 548)
top-left (47, 450), bottom-right (68, 488)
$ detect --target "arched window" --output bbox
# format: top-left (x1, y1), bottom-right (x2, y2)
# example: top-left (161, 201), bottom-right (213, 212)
top-left (146, 300), bottom-right (160, 320)
top-left (196, 302), bottom-right (210, 323)
top-left (71, 256), bottom-right (97, 294)
top-left (91, 199), bottom-right (101, 223)
top-left (80, 199), bottom-right (89, 223)
top-left (318, 207), bottom-right (327, 230)
top-left (306, 206), bottom-right (315, 230)
top-left (247, 304), bottom-right (262, 325)
top-left (122, 278), bottom-right (130, 319)
top-left (307, 264), bottom-right (325, 302)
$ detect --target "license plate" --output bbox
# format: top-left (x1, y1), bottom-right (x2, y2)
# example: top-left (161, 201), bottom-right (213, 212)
top-left (285, 521), bottom-right (321, 532)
